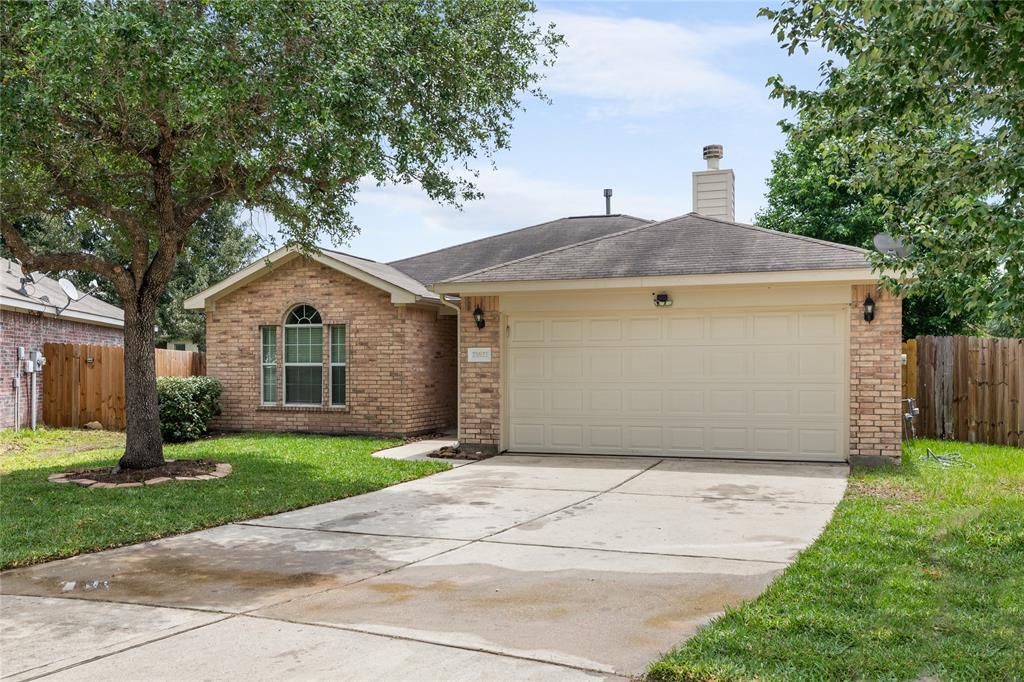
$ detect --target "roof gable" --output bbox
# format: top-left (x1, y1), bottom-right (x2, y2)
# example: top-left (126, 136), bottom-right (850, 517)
top-left (183, 247), bottom-right (439, 310)
top-left (442, 213), bottom-right (870, 284)
top-left (388, 214), bottom-right (652, 285)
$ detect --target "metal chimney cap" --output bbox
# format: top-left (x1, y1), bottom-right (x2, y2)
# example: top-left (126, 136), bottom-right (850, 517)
top-left (702, 144), bottom-right (724, 160)
top-left (603, 188), bottom-right (613, 197)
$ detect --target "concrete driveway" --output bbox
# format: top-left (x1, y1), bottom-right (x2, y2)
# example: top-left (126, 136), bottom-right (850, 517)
top-left (1, 455), bottom-right (847, 681)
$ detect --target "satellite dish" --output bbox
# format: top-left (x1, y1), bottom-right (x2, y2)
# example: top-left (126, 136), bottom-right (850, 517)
top-left (58, 278), bottom-right (82, 302)
top-left (873, 233), bottom-right (913, 259)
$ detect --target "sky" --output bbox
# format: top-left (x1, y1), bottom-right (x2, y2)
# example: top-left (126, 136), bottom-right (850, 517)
top-left (254, 1), bottom-right (829, 263)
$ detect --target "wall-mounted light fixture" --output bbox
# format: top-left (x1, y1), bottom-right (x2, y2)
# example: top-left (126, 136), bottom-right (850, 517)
top-left (473, 305), bottom-right (486, 329)
top-left (863, 295), bottom-right (875, 322)
top-left (652, 292), bottom-right (673, 307)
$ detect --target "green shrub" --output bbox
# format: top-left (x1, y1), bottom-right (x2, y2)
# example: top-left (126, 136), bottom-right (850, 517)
top-left (156, 376), bottom-right (222, 442)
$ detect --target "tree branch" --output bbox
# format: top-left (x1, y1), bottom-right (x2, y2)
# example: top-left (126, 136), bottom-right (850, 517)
top-left (0, 216), bottom-right (133, 297)
top-left (52, 106), bottom-right (157, 163)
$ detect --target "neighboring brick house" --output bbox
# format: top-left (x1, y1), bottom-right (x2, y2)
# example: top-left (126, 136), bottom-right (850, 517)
top-left (189, 153), bottom-right (902, 463)
top-left (1, 258), bottom-right (123, 428)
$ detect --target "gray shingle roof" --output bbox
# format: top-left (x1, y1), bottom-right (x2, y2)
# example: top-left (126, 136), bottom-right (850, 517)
top-left (388, 214), bottom-right (653, 285)
top-left (320, 249), bottom-right (439, 300)
top-left (1, 257), bottom-right (124, 326)
top-left (442, 213), bottom-right (869, 284)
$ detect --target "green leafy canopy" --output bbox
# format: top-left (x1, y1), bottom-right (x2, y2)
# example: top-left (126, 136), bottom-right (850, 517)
top-left (0, 0), bottom-right (561, 467)
top-left (1, 0), bottom-right (563, 294)
top-left (760, 0), bottom-right (1024, 328)
top-left (756, 115), bottom-right (996, 339)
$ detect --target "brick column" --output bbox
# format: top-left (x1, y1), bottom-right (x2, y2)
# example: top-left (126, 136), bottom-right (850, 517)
top-left (458, 295), bottom-right (501, 455)
top-left (849, 284), bottom-right (903, 464)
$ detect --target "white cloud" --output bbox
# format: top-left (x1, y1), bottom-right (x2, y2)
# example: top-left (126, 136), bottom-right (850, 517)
top-left (539, 10), bottom-right (767, 116)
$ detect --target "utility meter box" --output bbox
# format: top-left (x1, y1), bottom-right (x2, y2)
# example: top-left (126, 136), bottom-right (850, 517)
top-left (28, 351), bottom-right (45, 372)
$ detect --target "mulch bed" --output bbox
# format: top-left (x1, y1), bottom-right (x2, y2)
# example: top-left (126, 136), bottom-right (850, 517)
top-left (433, 445), bottom-right (493, 461)
top-left (50, 459), bottom-right (232, 488)
top-left (67, 459), bottom-right (220, 483)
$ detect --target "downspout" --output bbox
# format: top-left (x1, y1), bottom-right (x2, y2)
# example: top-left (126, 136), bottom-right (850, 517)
top-left (438, 294), bottom-right (461, 449)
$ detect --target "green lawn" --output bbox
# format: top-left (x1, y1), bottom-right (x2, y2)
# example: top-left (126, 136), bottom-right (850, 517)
top-left (649, 439), bottom-right (1024, 682)
top-left (0, 429), bottom-right (448, 569)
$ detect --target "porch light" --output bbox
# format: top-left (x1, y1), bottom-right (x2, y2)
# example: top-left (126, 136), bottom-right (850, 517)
top-left (653, 292), bottom-right (672, 307)
top-left (473, 305), bottom-right (486, 329)
top-left (863, 295), bottom-right (875, 322)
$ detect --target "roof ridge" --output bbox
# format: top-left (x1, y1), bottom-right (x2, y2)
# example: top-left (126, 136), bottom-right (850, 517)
top-left (693, 213), bottom-right (869, 255)
top-left (387, 214), bottom-right (654, 269)
top-left (437, 215), bottom-right (681, 283)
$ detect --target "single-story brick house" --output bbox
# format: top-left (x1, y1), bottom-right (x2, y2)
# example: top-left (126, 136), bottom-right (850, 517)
top-left (187, 152), bottom-right (902, 464)
top-left (1, 258), bottom-right (124, 428)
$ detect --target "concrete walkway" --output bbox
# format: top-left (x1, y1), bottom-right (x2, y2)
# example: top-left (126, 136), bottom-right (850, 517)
top-left (1, 455), bottom-right (847, 681)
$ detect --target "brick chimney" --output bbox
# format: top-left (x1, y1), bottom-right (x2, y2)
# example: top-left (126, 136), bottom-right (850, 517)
top-left (692, 144), bottom-right (735, 222)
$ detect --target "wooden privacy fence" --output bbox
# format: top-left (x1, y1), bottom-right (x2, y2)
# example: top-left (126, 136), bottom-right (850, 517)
top-left (903, 336), bottom-right (1024, 446)
top-left (42, 343), bottom-right (206, 430)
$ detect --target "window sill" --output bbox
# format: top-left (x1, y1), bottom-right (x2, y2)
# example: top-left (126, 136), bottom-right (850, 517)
top-left (258, 404), bottom-right (350, 413)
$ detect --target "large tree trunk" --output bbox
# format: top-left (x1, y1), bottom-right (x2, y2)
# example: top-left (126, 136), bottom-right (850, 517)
top-left (118, 297), bottom-right (165, 469)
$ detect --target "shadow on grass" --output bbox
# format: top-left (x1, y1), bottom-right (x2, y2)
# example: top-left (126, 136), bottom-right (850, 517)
top-left (1, 433), bottom-right (446, 570)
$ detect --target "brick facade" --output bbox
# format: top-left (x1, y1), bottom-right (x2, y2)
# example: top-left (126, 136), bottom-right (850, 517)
top-left (457, 296), bottom-right (501, 455)
top-left (848, 284), bottom-right (903, 464)
top-left (1, 309), bottom-right (123, 428)
top-left (205, 256), bottom-right (455, 436)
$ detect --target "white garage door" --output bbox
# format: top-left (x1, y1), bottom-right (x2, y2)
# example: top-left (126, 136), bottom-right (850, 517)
top-left (507, 308), bottom-right (847, 461)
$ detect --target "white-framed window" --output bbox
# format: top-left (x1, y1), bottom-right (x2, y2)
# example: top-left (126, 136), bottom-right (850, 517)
top-left (260, 326), bottom-right (277, 404)
top-left (284, 304), bottom-right (323, 405)
top-left (330, 325), bottom-right (346, 406)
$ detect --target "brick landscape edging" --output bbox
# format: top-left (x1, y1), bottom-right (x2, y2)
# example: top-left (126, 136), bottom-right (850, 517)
top-left (48, 462), bottom-right (233, 488)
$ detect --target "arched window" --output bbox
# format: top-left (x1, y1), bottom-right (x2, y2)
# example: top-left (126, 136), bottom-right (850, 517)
top-left (284, 304), bottom-right (323, 404)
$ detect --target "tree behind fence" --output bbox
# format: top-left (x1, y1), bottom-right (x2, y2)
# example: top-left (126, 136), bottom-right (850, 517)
top-left (903, 336), bottom-right (1024, 447)
top-left (42, 343), bottom-right (206, 430)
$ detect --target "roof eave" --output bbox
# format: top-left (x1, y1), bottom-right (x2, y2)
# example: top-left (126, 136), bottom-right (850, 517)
top-left (1, 299), bottom-right (125, 328)
top-left (433, 267), bottom-right (893, 295)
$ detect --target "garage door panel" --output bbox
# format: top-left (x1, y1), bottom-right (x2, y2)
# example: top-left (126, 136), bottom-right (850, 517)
top-left (709, 350), bottom-right (748, 377)
top-left (550, 352), bottom-right (583, 379)
top-left (510, 388), bottom-right (546, 412)
top-left (753, 350), bottom-right (795, 377)
top-left (550, 389), bottom-right (583, 412)
top-left (625, 389), bottom-right (663, 413)
top-left (752, 312), bottom-right (795, 339)
top-left (511, 319), bottom-right (546, 343)
top-left (507, 308), bottom-right (846, 461)
top-left (550, 424), bottom-right (584, 448)
top-left (510, 350), bottom-right (545, 378)
top-left (797, 347), bottom-right (843, 379)
top-left (709, 315), bottom-right (748, 340)
top-left (666, 389), bottom-right (703, 415)
top-left (510, 383), bottom-right (844, 419)
top-left (588, 389), bottom-right (622, 412)
top-left (798, 311), bottom-right (842, 339)
top-left (668, 317), bottom-right (704, 340)
top-left (709, 389), bottom-right (748, 415)
top-left (624, 351), bottom-right (662, 378)
top-left (550, 318), bottom-right (583, 342)
top-left (626, 317), bottom-right (663, 341)
top-left (666, 351), bottom-right (703, 378)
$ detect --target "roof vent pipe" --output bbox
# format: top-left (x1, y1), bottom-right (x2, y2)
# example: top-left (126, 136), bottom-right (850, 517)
top-left (603, 188), bottom-right (613, 215)
top-left (703, 144), bottom-right (723, 170)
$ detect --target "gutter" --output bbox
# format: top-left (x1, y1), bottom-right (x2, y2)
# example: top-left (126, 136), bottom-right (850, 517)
top-left (438, 294), bottom-right (461, 451)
